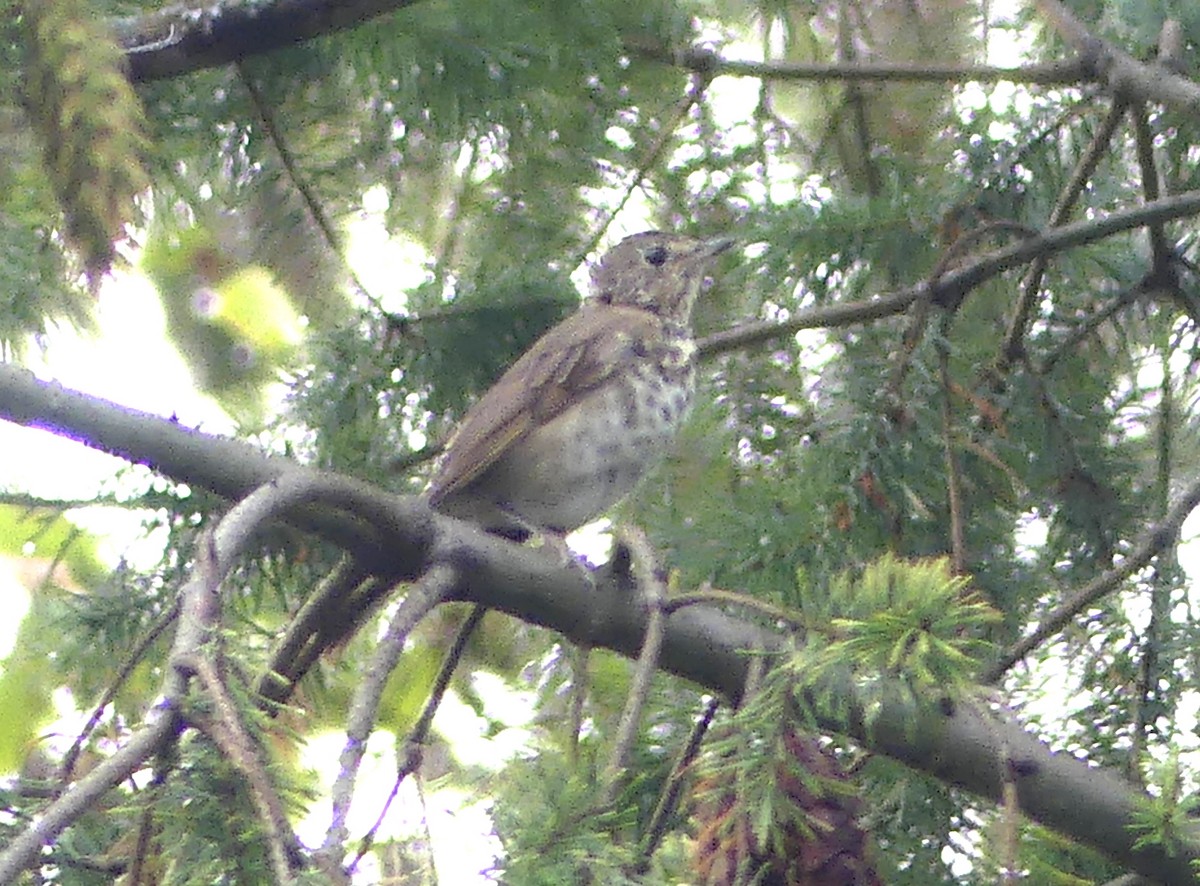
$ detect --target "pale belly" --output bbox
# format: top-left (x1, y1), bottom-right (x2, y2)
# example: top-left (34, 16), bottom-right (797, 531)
top-left (448, 368), bottom-right (694, 535)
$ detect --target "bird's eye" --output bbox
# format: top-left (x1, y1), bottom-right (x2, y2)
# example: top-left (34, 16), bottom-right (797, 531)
top-left (644, 245), bottom-right (669, 266)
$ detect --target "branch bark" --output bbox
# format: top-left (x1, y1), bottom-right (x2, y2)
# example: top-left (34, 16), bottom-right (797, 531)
top-left (112, 0), bottom-right (1200, 131)
top-left (1, 365), bottom-right (1198, 883)
top-left (697, 189), bottom-right (1200, 359)
top-left (117, 0), bottom-right (425, 83)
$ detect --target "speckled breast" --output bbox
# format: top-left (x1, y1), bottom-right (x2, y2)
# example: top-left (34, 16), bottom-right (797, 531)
top-left (480, 334), bottom-right (696, 532)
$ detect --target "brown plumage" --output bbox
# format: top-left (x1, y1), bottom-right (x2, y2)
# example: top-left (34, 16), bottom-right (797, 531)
top-left (427, 231), bottom-right (733, 538)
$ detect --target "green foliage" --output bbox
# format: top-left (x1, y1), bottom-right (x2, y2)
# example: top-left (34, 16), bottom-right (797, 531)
top-left (686, 557), bottom-right (998, 882)
top-left (0, 502), bottom-right (106, 589)
top-left (0, 137), bottom-right (86, 346)
top-left (141, 221), bottom-right (309, 426)
top-left (694, 716), bottom-right (855, 853)
top-left (802, 555), bottom-right (998, 698)
top-left (0, 503), bottom-right (110, 771)
top-left (727, 557), bottom-right (998, 747)
top-left (491, 753), bottom-right (642, 885)
top-left (378, 640), bottom-right (444, 737)
top-left (855, 763), bottom-right (969, 884)
top-left (975, 820), bottom-right (1123, 884)
top-left (153, 723), bottom-right (315, 886)
top-left (0, 14), bottom-right (89, 345)
top-left (1128, 750), bottom-right (1200, 857)
top-left (7, 0), bottom-right (1200, 882)
top-left (0, 604), bottom-right (57, 774)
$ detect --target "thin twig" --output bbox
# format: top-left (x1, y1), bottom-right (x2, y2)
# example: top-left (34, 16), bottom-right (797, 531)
top-left (236, 60), bottom-right (378, 307)
top-left (1037, 281), bottom-right (1144, 375)
top-left (1033, 0), bottom-right (1200, 113)
top-left (58, 598), bottom-right (181, 788)
top-left (886, 220), bottom-right (1038, 416)
top-left (983, 471), bottom-right (1200, 683)
top-left (939, 324), bottom-right (967, 573)
top-left (0, 490), bottom-right (143, 510)
top-left (126, 762), bottom-right (168, 886)
top-left (997, 97), bottom-right (1127, 370)
top-left (0, 473), bottom-right (369, 879)
top-left (1128, 104), bottom-right (1171, 270)
top-left (350, 604), bottom-right (487, 870)
top-left (567, 644), bottom-right (590, 765)
top-left (257, 556), bottom-right (373, 702)
top-left (698, 188), bottom-right (1200, 360)
top-left (575, 72), bottom-right (713, 269)
top-left (636, 697), bottom-right (720, 872)
top-left (624, 40), bottom-right (1089, 86)
top-left (600, 527), bottom-right (669, 806)
top-left (1130, 351), bottom-right (1177, 782)
top-left (835, 4), bottom-right (883, 199)
top-left (188, 656), bottom-right (301, 884)
top-left (320, 562), bottom-right (459, 864)
top-left (998, 748), bottom-right (1021, 882)
top-left (662, 587), bottom-right (806, 630)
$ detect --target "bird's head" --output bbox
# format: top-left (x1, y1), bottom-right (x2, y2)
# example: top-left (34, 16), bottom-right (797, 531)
top-left (591, 231), bottom-right (734, 324)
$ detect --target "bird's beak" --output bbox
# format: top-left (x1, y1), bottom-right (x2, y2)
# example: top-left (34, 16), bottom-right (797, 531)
top-left (701, 236), bottom-right (736, 258)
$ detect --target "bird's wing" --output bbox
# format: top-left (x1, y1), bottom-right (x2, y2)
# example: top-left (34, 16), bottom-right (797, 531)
top-left (427, 304), bottom-right (661, 504)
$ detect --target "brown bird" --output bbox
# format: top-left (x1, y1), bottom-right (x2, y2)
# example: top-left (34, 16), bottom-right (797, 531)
top-left (427, 231), bottom-right (733, 540)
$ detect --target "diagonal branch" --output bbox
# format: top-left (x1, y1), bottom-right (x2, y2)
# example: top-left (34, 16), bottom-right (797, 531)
top-left (320, 563), bottom-right (457, 864)
top-left (1, 365), bottom-right (1200, 881)
top-left (0, 473), bottom-right (343, 881)
top-left (983, 472), bottom-right (1200, 684)
top-left (117, 0), bottom-right (427, 83)
top-left (698, 188), bottom-right (1200, 359)
top-left (1033, 0), bottom-right (1200, 114)
top-left (997, 97), bottom-right (1127, 370)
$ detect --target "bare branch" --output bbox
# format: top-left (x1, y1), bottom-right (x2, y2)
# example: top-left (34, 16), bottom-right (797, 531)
top-left (188, 657), bottom-right (302, 884)
top-left (983, 472), bottom-right (1200, 684)
top-left (58, 600), bottom-right (181, 787)
top-left (117, 0), bottom-right (427, 83)
top-left (1034, 0), bottom-right (1200, 114)
top-left (320, 563), bottom-right (458, 864)
top-left (257, 557), bottom-right (376, 703)
top-left (637, 697), bottom-right (720, 871)
top-left (997, 98), bottom-right (1127, 370)
top-left (600, 527), bottom-right (669, 806)
top-left (698, 189), bottom-right (1200, 359)
top-left (623, 40), bottom-right (1089, 87)
top-left (0, 697), bottom-right (177, 881)
top-left (350, 604), bottom-right (486, 870)
top-left (2, 336), bottom-right (1200, 881)
top-left (0, 472), bottom-right (394, 879)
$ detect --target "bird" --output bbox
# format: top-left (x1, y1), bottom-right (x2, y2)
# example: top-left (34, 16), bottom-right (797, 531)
top-left (426, 231), bottom-right (733, 540)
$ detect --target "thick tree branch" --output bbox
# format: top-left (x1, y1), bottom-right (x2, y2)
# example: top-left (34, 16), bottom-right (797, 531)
top-left (110, 0), bottom-right (1200, 150)
top-left (117, 0), bottom-right (425, 83)
top-left (0, 365), bottom-right (434, 575)
top-left (1, 366), bottom-right (1199, 882)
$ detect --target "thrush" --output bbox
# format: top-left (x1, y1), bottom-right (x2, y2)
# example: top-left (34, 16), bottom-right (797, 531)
top-left (426, 231), bottom-right (733, 540)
